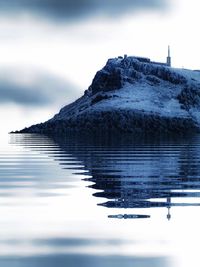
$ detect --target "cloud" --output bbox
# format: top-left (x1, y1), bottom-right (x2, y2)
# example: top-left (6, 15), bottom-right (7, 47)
top-left (0, 0), bottom-right (167, 21)
top-left (0, 67), bottom-right (80, 107)
top-left (0, 254), bottom-right (166, 267)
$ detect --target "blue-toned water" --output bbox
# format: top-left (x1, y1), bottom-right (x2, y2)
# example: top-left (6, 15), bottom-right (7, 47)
top-left (1, 133), bottom-right (200, 266)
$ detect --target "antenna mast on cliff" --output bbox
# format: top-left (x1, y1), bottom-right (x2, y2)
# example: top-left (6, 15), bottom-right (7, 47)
top-left (167, 45), bottom-right (171, 67)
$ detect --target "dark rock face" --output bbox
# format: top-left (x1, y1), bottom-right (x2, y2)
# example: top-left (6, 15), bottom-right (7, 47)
top-left (91, 93), bottom-right (113, 105)
top-left (177, 85), bottom-right (200, 110)
top-left (139, 64), bottom-right (186, 84)
top-left (90, 68), bottom-right (123, 95)
top-left (146, 75), bottom-right (161, 85)
top-left (89, 57), bottom-right (187, 96)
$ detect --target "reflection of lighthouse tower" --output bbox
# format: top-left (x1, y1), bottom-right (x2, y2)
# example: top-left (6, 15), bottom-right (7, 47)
top-left (166, 197), bottom-right (171, 220)
top-left (166, 45), bottom-right (171, 67)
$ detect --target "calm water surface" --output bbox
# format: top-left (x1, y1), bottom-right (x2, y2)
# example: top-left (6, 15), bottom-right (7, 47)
top-left (1, 133), bottom-right (200, 266)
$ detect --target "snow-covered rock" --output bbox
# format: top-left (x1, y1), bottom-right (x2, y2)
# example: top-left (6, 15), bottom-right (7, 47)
top-left (17, 56), bottom-right (200, 134)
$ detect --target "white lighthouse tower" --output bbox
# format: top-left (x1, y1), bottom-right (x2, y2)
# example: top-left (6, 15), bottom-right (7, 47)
top-left (166, 45), bottom-right (171, 67)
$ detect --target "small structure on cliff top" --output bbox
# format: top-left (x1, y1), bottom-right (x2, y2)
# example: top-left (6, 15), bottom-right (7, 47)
top-left (127, 46), bottom-right (172, 67)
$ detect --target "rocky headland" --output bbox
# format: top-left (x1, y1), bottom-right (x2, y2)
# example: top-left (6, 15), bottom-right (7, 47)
top-left (15, 56), bottom-right (200, 134)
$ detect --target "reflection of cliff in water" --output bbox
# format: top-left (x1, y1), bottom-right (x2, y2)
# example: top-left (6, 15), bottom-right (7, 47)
top-left (12, 133), bottom-right (200, 215)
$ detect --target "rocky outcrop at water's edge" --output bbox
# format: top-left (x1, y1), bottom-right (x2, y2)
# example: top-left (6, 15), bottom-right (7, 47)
top-left (15, 56), bottom-right (200, 134)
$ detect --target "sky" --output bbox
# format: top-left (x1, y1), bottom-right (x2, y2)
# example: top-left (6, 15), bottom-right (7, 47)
top-left (0, 0), bottom-right (200, 133)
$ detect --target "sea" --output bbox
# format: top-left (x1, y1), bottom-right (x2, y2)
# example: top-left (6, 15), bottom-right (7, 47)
top-left (0, 131), bottom-right (200, 267)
